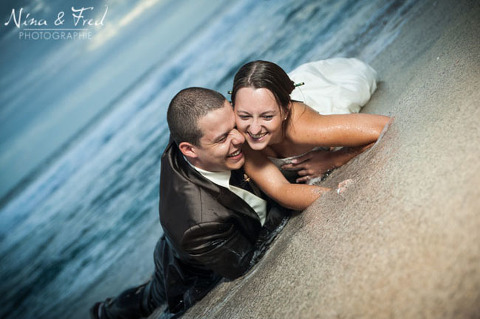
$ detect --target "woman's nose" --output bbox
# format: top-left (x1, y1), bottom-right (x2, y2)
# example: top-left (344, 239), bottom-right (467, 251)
top-left (248, 120), bottom-right (262, 134)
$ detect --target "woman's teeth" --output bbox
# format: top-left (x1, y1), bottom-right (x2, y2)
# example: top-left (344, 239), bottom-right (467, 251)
top-left (249, 132), bottom-right (267, 139)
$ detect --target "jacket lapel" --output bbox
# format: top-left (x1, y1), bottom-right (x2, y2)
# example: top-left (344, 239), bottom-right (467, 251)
top-left (216, 187), bottom-right (262, 224)
top-left (169, 142), bottom-right (262, 225)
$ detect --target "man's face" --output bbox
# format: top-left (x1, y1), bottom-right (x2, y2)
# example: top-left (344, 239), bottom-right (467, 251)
top-left (193, 101), bottom-right (245, 172)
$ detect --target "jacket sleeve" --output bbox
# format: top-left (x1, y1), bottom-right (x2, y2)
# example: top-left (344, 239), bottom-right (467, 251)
top-left (181, 221), bottom-right (256, 280)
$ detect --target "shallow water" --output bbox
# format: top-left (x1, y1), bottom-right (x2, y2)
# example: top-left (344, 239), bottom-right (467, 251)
top-left (0, 1), bottom-right (423, 318)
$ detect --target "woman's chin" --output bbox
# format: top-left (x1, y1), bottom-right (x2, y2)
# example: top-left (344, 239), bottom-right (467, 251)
top-left (247, 140), bottom-right (268, 151)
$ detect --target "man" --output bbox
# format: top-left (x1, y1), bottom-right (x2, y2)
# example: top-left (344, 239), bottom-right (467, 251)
top-left (90, 87), bottom-right (289, 319)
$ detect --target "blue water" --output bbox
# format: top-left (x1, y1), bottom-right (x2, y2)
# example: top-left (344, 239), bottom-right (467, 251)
top-left (0, 0), bottom-right (423, 318)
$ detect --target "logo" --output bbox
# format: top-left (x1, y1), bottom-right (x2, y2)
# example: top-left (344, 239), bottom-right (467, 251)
top-left (4, 6), bottom-right (109, 40)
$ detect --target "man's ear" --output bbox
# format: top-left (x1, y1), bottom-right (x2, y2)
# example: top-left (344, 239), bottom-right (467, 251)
top-left (178, 142), bottom-right (198, 158)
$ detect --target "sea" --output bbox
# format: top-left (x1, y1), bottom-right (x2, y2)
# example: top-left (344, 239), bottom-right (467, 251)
top-left (0, 0), bottom-right (424, 318)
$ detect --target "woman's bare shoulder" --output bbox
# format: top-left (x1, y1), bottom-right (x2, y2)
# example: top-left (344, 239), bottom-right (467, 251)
top-left (290, 101), bottom-right (324, 123)
top-left (287, 102), bottom-right (325, 137)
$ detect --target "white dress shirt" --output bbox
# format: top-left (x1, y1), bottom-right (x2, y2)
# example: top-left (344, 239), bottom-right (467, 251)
top-left (190, 164), bottom-right (267, 226)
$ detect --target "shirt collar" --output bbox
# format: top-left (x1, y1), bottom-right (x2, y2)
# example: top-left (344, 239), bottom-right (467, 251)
top-left (185, 157), bottom-right (231, 189)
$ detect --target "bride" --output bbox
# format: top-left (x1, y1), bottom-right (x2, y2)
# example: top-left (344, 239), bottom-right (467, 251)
top-left (231, 58), bottom-right (390, 208)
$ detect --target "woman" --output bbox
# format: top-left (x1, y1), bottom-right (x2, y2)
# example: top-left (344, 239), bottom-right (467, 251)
top-left (231, 59), bottom-right (390, 210)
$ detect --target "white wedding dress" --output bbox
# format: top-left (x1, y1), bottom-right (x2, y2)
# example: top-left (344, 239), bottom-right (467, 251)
top-left (289, 57), bottom-right (377, 115)
top-left (269, 58), bottom-right (377, 183)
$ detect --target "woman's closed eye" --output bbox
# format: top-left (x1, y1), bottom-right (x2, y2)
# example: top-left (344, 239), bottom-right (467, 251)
top-left (236, 112), bottom-right (275, 120)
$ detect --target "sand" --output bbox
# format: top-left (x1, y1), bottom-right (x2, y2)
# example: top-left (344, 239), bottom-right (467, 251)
top-left (151, 0), bottom-right (480, 317)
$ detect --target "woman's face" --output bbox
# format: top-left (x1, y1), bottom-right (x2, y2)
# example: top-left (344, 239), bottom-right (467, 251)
top-left (234, 87), bottom-right (286, 151)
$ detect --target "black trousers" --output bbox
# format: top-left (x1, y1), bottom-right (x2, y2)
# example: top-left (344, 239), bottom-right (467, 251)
top-left (98, 239), bottom-right (167, 319)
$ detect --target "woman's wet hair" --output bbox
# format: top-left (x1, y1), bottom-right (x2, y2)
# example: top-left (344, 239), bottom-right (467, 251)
top-left (231, 60), bottom-right (295, 114)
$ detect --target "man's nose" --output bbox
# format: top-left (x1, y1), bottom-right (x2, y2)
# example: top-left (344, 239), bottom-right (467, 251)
top-left (231, 129), bottom-right (245, 145)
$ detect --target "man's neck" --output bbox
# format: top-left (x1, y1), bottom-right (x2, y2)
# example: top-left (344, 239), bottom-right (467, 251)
top-left (184, 157), bottom-right (231, 188)
top-left (184, 156), bottom-right (267, 225)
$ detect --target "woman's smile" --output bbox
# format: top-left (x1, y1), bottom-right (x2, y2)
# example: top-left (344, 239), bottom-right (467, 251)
top-left (247, 131), bottom-right (268, 140)
top-left (234, 87), bottom-right (285, 150)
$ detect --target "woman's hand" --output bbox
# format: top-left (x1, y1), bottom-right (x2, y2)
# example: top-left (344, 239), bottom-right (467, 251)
top-left (281, 149), bottom-right (336, 183)
top-left (281, 145), bottom-right (373, 183)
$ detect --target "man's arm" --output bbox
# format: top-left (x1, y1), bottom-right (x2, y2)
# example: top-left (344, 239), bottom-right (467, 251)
top-left (181, 221), bottom-right (257, 280)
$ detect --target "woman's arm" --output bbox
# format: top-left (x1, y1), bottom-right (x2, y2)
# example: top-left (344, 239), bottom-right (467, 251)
top-left (243, 145), bottom-right (330, 211)
top-left (289, 103), bottom-right (390, 148)
top-left (281, 144), bottom-right (373, 183)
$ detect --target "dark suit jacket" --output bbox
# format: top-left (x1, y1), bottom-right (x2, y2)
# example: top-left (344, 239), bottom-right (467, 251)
top-left (157, 141), bottom-right (289, 314)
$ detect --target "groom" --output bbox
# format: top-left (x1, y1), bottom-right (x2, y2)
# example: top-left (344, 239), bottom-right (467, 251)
top-left (90, 87), bottom-right (290, 318)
